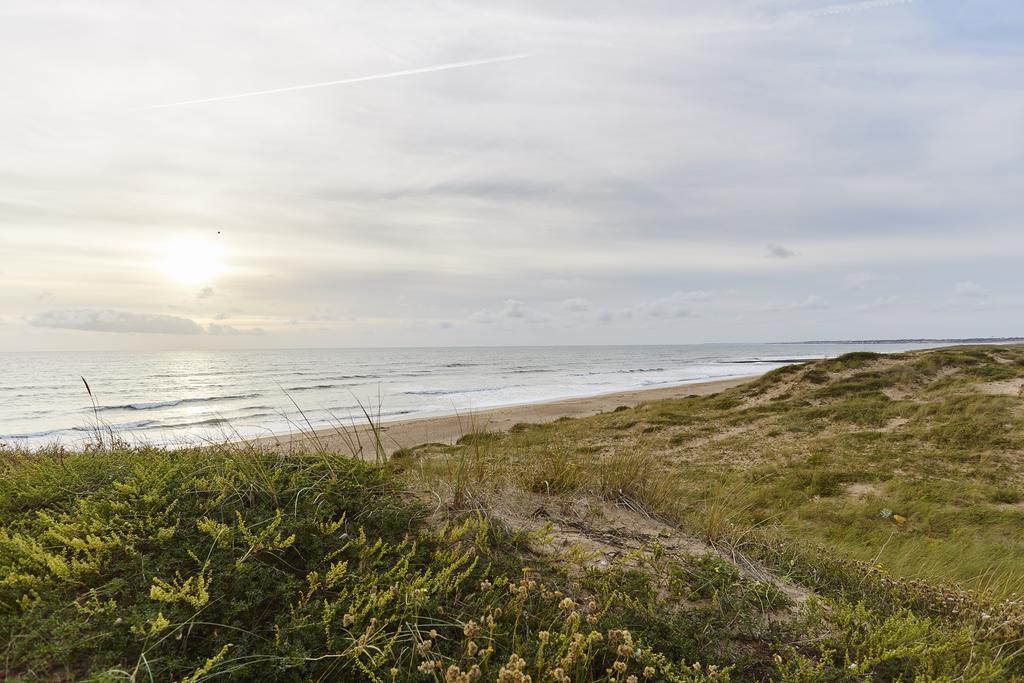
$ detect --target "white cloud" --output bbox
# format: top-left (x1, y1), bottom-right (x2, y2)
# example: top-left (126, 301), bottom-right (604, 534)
top-left (207, 322), bottom-right (264, 335)
top-left (29, 310), bottom-right (203, 335)
top-left (844, 272), bottom-right (884, 290)
top-left (953, 281), bottom-right (989, 299)
top-left (469, 299), bottom-right (547, 324)
top-left (771, 295), bottom-right (829, 311)
top-left (561, 297), bottom-right (591, 312)
top-left (639, 292), bottom-right (708, 318)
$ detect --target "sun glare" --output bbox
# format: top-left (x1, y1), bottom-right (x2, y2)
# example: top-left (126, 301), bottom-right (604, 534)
top-left (158, 238), bottom-right (226, 285)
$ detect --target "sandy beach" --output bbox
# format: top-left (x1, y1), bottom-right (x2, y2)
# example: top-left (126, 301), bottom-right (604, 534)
top-left (254, 375), bottom-right (754, 456)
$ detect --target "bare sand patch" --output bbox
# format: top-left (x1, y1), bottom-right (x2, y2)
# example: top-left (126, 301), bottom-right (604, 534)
top-left (976, 379), bottom-right (1024, 397)
top-left (846, 482), bottom-right (882, 500)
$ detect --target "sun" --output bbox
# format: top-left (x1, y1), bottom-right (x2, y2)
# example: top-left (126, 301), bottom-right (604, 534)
top-left (158, 238), bottom-right (226, 285)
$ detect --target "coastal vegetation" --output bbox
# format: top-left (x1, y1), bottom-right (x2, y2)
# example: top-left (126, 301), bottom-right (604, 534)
top-left (2, 345), bottom-right (1024, 681)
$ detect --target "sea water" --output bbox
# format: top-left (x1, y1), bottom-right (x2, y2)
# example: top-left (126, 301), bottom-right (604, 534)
top-left (0, 342), bottom-right (948, 449)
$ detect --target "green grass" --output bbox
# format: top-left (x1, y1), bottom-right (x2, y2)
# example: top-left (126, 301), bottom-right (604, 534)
top-left (426, 345), bottom-right (1024, 591)
top-left (3, 344), bottom-right (1024, 680)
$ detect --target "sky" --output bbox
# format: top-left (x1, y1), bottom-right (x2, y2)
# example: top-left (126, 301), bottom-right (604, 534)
top-left (1, 0), bottom-right (1022, 352)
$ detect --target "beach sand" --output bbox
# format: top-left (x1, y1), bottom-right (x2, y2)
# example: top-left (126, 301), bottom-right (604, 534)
top-left (254, 375), bottom-right (754, 456)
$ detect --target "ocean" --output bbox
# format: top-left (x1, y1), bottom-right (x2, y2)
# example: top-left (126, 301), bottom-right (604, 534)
top-left (0, 342), bottom-right (950, 449)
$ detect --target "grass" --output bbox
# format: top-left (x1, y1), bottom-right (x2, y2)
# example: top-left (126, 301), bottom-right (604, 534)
top-left (3, 344), bottom-right (1024, 680)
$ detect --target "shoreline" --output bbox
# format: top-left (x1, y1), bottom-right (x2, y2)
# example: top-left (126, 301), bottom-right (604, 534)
top-left (252, 374), bottom-right (757, 456)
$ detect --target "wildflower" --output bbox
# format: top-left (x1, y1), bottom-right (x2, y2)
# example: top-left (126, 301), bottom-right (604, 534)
top-left (497, 653), bottom-right (530, 683)
top-left (430, 629), bottom-right (438, 639)
top-left (613, 660), bottom-right (628, 673)
top-left (467, 640), bottom-right (479, 657)
top-left (464, 620), bottom-right (481, 638)
top-left (627, 676), bottom-right (639, 683)
top-left (418, 660), bottom-right (438, 673)
top-left (643, 666), bottom-right (656, 678)
top-left (559, 597), bottom-right (575, 610)
top-left (343, 613), bottom-right (355, 627)
top-left (446, 665), bottom-right (471, 683)
top-left (538, 630), bottom-right (550, 643)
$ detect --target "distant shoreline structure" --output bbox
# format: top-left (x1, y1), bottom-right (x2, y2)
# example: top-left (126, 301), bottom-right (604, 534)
top-left (787, 337), bottom-right (1024, 345)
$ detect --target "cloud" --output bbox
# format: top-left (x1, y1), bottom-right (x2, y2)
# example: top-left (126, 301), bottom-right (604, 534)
top-left (4, 2), bottom-right (1024, 350)
top-left (503, 299), bottom-right (527, 319)
top-left (843, 272), bottom-right (884, 290)
top-left (852, 294), bottom-right (909, 312)
top-left (469, 299), bottom-right (549, 324)
top-left (844, 272), bottom-right (884, 290)
top-left (952, 281), bottom-right (989, 299)
top-left (771, 295), bottom-right (829, 311)
top-left (596, 308), bottom-right (636, 324)
top-left (632, 291), bottom-right (715, 319)
top-left (197, 286), bottom-right (214, 300)
top-left (207, 322), bottom-right (264, 335)
top-left (561, 297), bottom-right (591, 312)
top-left (804, 0), bottom-right (915, 19)
top-left (29, 309), bottom-right (203, 334)
top-left (767, 244), bottom-right (796, 259)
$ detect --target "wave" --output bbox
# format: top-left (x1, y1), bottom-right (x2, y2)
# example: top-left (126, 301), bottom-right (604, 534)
top-left (97, 393), bottom-right (261, 412)
top-left (573, 367), bottom-right (666, 376)
top-left (159, 417), bottom-right (231, 429)
top-left (403, 386), bottom-right (509, 396)
top-left (3, 419), bottom-right (159, 441)
top-left (284, 384), bottom-right (346, 392)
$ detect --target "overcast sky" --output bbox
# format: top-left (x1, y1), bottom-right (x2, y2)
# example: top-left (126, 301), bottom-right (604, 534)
top-left (2, 0), bottom-right (1022, 352)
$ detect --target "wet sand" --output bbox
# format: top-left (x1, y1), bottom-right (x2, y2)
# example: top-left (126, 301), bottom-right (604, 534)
top-left (253, 375), bottom-right (754, 456)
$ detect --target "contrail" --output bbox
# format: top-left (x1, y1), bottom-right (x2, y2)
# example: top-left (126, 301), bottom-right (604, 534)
top-left (136, 53), bottom-right (531, 111)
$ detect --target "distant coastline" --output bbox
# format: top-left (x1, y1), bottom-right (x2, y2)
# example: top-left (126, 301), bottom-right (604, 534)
top-left (789, 337), bottom-right (1024, 345)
